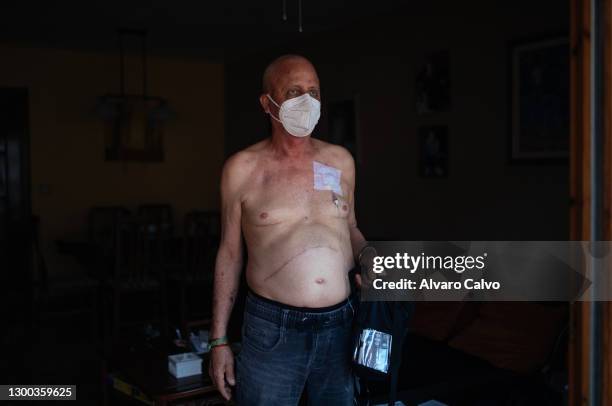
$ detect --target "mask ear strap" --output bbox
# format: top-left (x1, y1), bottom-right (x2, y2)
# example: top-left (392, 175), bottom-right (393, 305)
top-left (269, 113), bottom-right (282, 123)
top-left (266, 94), bottom-right (282, 122)
top-left (267, 94), bottom-right (281, 108)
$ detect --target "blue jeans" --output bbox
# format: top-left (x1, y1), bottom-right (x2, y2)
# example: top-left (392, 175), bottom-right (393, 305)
top-left (235, 291), bottom-right (356, 406)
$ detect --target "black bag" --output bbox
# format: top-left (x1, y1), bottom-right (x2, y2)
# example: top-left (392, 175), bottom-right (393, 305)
top-left (352, 299), bottom-right (414, 406)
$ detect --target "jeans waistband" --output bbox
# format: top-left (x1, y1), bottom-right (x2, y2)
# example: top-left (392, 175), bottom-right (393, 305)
top-left (245, 290), bottom-right (355, 330)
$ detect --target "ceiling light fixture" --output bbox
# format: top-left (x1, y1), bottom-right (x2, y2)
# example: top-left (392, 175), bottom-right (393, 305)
top-left (95, 29), bottom-right (174, 162)
top-left (95, 29), bottom-right (175, 124)
top-left (280, 0), bottom-right (304, 32)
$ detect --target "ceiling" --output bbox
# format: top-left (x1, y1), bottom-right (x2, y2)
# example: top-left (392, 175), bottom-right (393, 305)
top-left (0, 0), bottom-right (406, 60)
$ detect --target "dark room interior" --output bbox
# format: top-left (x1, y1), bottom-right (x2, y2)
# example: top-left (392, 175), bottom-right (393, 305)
top-left (0, 1), bottom-right (611, 405)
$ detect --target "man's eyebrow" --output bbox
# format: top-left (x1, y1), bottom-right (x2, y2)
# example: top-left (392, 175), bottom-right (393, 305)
top-left (285, 84), bottom-right (319, 89)
top-left (282, 85), bottom-right (320, 93)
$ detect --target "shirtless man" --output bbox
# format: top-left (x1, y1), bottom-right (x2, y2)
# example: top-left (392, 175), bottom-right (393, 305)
top-left (209, 54), bottom-right (370, 405)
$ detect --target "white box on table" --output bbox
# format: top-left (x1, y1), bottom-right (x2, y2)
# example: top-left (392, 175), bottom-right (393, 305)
top-left (168, 352), bottom-right (202, 378)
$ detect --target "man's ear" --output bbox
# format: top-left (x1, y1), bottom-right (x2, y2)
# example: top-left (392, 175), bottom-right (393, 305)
top-left (259, 94), bottom-right (270, 114)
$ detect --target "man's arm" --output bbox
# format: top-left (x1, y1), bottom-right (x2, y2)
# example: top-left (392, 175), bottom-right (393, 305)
top-left (348, 196), bottom-right (368, 264)
top-left (340, 149), bottom-right (368, 262)
top-left (209, 154), bottom-right (246, 400)
top-left (211, 155), bottom-right (245, 339)
top-left (341, 149), bottom-right (376, 288)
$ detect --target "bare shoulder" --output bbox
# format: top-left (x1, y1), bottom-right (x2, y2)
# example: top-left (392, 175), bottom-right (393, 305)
top-left (225, 140), bottom-right (269, 172)
top-left (313, 139), bottom-right (355, 172)
top-left (222, 141), bottom-right (266, 192)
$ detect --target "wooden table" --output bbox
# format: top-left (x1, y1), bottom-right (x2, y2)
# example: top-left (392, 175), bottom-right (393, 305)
top-left (105, 348), bottom-right (226, 406)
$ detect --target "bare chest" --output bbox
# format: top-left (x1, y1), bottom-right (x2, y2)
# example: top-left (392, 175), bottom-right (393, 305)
top-left (243, 162), bottom-right (350, 226)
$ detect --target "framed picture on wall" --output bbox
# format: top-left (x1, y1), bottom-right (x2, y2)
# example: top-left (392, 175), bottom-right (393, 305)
top-left (418, 125), bottom-right (448, 178)
top-left (509, 36), bottom-right (569, 162)
top-left (102, 96), bottom-right (166, 162)
top-left (415, 50), bottom-right (451, 115)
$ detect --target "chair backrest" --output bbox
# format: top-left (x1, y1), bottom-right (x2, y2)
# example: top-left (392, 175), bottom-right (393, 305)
top-left (115, 215), bottom-right (172, 284)
top-left (136, 204), bottom-right (175, 271)
top-left (88, 206), bottom-right (130, 256)
top-left (88, 206), bottom-right (130, 280)
top-left (183, 210), bottom-right (220, 276)
top-left (137, 204), bottom-right (173, 236)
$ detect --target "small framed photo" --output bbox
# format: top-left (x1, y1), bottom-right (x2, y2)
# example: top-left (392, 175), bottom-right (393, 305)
top-left (509, 36), bottom-right (569, 162)
top-left (416, 50), bottom-right (451, 115)
top-left (418, 126), bottom-right (448, 178)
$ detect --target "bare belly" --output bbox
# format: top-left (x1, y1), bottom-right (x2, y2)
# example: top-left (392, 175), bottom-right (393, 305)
top-left (245, 222), bottom-right (353, 307)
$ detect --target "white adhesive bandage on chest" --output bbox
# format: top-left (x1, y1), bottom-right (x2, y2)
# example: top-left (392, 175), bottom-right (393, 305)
top-left (313, 161), bottom-right (343, 196)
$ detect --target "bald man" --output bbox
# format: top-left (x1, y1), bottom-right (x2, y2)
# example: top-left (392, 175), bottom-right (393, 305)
top-left (209, 55), bottom-right (370, 405)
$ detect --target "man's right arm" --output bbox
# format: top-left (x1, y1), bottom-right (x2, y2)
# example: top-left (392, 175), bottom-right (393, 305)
top-left (209, 154), bottom-right (246, 400)
top-left (211, 154), bottom-right (245, 341)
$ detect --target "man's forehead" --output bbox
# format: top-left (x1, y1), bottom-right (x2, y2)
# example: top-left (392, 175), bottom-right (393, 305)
top-left (277, 69), bottom-right (319, 86)
top-left (271, 60), bottom-right (319, 88)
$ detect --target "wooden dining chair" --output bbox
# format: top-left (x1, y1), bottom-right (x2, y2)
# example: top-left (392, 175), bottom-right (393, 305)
top-left (167, 210), bottom-right (220, 328)
top-left (88, 206), bottom-right (131, 282)
top-left (32, 215), bottom-right (99, 340)
top-left (107, 215), bottom-right (170, 343)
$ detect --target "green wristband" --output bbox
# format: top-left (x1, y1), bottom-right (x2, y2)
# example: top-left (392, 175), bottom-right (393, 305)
top-left (208, 336), bottom-right (229, 351)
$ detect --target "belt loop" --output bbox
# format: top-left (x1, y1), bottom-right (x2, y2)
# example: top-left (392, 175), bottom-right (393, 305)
top-left (281, 309), bottom-right (289, 343)
top-left (281, 309), bottom-right (289, 331)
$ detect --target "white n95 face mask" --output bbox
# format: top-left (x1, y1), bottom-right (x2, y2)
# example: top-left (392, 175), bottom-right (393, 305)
top-left (267, 93), bottom-right (321, 137)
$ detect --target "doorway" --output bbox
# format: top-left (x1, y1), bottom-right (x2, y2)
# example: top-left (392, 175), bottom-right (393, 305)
top-left (569, 0), bottom-right (611, 404)
top-left (0, 87), bottom-right (33, 381)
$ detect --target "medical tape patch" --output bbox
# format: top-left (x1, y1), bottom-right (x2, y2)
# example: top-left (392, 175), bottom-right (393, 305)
top-left (313, 161), bottom-right (343, 195)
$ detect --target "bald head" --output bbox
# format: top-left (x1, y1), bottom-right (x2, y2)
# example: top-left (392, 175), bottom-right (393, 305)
top-left (262, 54), bottom-right (319, 94)
top-left (259, 54), bottom-right (321, 128)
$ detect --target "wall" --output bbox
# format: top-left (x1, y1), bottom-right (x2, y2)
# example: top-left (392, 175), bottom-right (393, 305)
top-left (225, 0), bottom-right (570, 241)
top-left (0, 44), bottom-right (224, 276)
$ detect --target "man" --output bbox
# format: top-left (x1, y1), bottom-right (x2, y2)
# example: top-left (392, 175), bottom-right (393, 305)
top-left (209, 54), bottom-right (370, 405)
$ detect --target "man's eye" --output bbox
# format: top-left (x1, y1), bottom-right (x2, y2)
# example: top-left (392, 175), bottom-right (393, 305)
top-left (309, 90), bottom-right (319, 98)
top-left (288, 89), bottom-right (299, 96)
